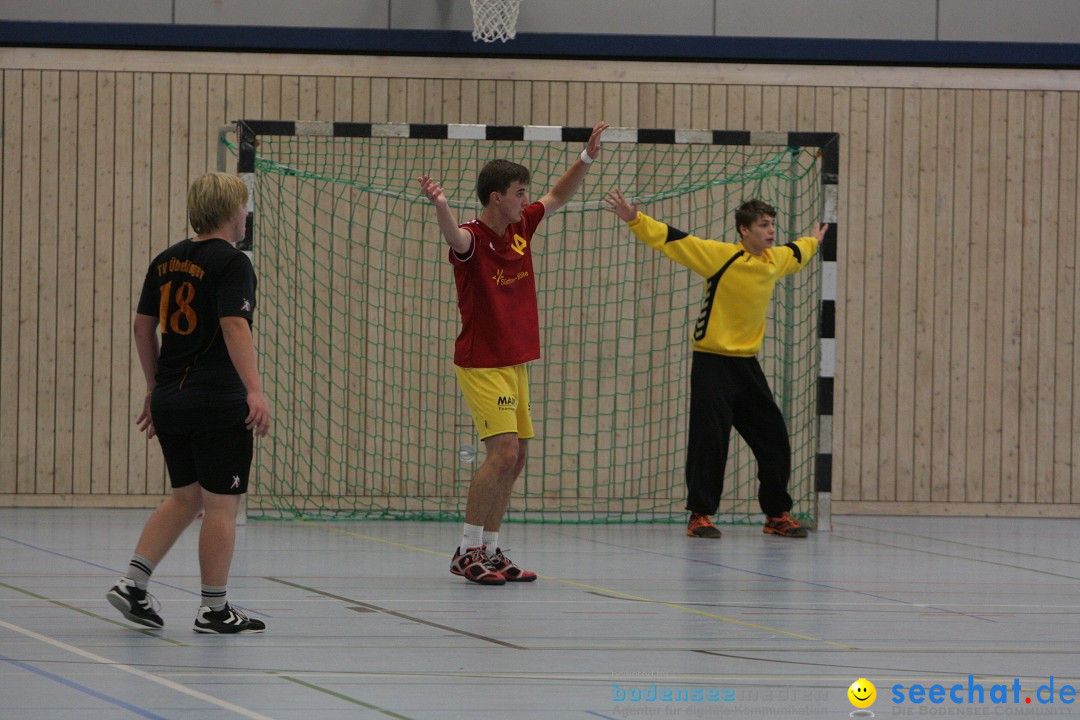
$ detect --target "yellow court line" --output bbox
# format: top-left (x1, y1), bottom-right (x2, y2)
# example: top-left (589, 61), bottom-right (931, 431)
top-left (300, 520), bottom-right (852, 649)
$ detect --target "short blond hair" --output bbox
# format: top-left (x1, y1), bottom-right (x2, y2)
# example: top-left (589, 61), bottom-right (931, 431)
top-left (187, 173), bottom-right (248, 234)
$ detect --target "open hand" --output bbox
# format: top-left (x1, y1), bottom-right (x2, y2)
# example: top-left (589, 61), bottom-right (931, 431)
top-left (417, 175), bottom-right (449, 206)
top-left (603, 188), bottom-right (639, 222)
top-left (585, 121), bottom-right (611, 161)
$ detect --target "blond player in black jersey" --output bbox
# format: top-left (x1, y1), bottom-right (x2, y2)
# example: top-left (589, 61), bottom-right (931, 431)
top-left (107, 173), bottom-right (270, 633)
top-left (605, 189), bottom-right (827, 539)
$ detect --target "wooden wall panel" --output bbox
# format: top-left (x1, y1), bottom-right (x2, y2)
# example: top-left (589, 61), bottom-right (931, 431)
top-left (985, 91), bottom-right (1007, 504)
top-left (913, 88), bottom-right (937, 503)
top-left (837, 86), bottom-right (863, 505)
top-left (1059, 95), bottom-right (1079, 506)
top-left (53, 71), bottom-right (79, 496)
top-left (72, 71), bottom-right (96, 496)
top-left (1001, 91), bottom-right (1026, 504)
top-left (1059, 104), bottom-right (1077, 501)
top-left (1024, 92), bottom-right (1049, 505)
top-left (38, 71), bottom-right (61, 496)
top-left (91, 71), bottom-right (115, 497)
top-left (18, 70), bottom-right (41, 496)
top-left (937, 88), bottom-right (959, 502)
top-left (860, 88), bottom-right (886, 502)
top-left (946, 89), bottom-right (970, 502)
top-left (896, 88), bottom-right (920, 503)
top-left (1034, 92), bottom-right (1058, 505)
top-left (878, 87), bottom-right (903, 502)
top-left (965, 90), bottom-right (990, 504)
top-left (0, 47), bottom-right (1077, 514)
top-left (0, 71), bottom-right (17, 493)
top-left (110, 71), bottom-right (133, 496)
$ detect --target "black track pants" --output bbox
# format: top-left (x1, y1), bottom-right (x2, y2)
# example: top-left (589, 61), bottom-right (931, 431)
top-left (685, 352), bottom-right (793, 518)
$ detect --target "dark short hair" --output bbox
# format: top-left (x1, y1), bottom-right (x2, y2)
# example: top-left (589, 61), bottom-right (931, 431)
top-left (476, 159), bottom-right (530, 206)
top-left (734, 199), bottom-right (777, 234)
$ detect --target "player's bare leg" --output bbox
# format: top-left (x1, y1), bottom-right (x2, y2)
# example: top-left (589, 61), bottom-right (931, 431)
top-left (451, 433), bottom-right (520, 584)
top-left (133, 483), bottom-right (204, 564)
top-left (465, 433), bottom-right (520, 527)
top-left (107, 483), bottom-right (203, 628)
top-left (480, 437), bottom-right (536, 582)
top-left (198, 489), bottom-right (242, 587)
top-left (483, 437), bottom-right (527, 532)
top-left (191, 489), bottom-right (265, 633)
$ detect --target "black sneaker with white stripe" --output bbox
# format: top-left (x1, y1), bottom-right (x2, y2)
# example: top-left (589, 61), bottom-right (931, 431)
top-left (193, 603), bottom-right (266, 634)
top-left (107, 577), bottom-right (164, 629)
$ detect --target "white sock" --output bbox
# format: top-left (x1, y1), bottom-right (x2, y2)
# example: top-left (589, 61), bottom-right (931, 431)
top-left (460, 523), bottom-right (484, 552)
top-left (201, 584), bottom-right (228, 611)
top-left (127, 554), bottom-right (156, 590)
top-left (482, 531), bottom-right (499, 555)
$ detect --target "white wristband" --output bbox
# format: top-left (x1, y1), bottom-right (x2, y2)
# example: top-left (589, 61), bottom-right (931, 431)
top-left (580, 148), bottom-right (594, 165)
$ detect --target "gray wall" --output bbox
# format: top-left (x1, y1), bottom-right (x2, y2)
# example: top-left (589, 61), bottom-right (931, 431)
top-left (1, 0), bottom-right (1079, 42)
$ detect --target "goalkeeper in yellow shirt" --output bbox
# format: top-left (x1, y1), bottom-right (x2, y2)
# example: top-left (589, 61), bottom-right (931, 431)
top-left (605, 189), bottom-right (828, 539)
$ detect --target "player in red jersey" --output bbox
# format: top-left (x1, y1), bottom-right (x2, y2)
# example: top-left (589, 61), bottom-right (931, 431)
top-left (419, 121), bottom-right (609, 584)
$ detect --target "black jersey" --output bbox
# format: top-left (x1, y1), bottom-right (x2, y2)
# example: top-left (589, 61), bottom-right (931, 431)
top-left (137, 238), bottom-right (256, 421)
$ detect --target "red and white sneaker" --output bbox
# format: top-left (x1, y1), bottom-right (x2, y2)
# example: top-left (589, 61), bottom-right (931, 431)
top-left (487, 548), bottom-right (537, 582)
top-left (450, 546), bottom-right (506, 585)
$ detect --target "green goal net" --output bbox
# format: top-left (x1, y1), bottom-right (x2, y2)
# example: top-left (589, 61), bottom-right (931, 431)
top-left (229, 124), bottom-right (825, 524)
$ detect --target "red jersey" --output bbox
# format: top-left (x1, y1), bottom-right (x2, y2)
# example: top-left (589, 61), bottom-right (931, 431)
top-left (450, 201), bottom-right (546, 368)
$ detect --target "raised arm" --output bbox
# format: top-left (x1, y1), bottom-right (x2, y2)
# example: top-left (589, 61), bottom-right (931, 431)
top-left (603, 187), bottom-right (640, 223)
top-left (780, 221), bottom-right (830, 275)
top-left (418, 175), bottom-right (472, 255)
top-left (605, 187), bottom-right (734, 277)
top-left (539, 121), bottom-right (610, 215)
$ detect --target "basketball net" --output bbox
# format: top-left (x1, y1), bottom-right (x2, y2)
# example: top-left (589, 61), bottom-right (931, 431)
top-left (470, 0), bottom-right (521, 42)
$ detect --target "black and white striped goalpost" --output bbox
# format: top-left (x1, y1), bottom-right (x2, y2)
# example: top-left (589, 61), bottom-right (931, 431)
top-left (234, 120), bottom-right (838, 529)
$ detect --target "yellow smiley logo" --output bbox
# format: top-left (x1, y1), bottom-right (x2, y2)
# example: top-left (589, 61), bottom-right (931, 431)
top-left (848, 678), bottom-right (876, 709)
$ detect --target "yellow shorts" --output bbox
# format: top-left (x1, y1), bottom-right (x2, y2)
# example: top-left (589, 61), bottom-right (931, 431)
top-left (454, 364), bottom-right (534, 441)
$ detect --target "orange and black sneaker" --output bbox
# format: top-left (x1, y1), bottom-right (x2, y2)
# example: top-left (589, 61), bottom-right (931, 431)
top-left (763, 512), bottom-right (808, 538)
top-left (687, 513), bottom-right (722, 538)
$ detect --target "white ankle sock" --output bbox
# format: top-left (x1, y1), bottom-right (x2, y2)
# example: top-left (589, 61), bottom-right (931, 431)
top-left (460, 523), bottom-right (484, 552)
top-left (482, 530), bottom-right (499, 555)
top-left (127, 554), bottom-right (156, 590)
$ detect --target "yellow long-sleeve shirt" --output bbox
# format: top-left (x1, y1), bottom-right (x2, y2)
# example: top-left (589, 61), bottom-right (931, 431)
top-left (627, 212), bottom-right (818, 357)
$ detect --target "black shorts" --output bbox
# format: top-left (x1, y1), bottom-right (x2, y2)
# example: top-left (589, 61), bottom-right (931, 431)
top-left (156, 424), bottom-right (253, 495)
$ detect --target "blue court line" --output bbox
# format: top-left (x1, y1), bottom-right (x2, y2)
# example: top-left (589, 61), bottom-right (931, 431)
top-left (567, 533), bottom-right (998, 624)
top-left (0, 532), bottom-right (133, 575)
top-left (0, 653), bottom-right (169, 720)
top-left (0, 532), bottom-right (271, 618)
